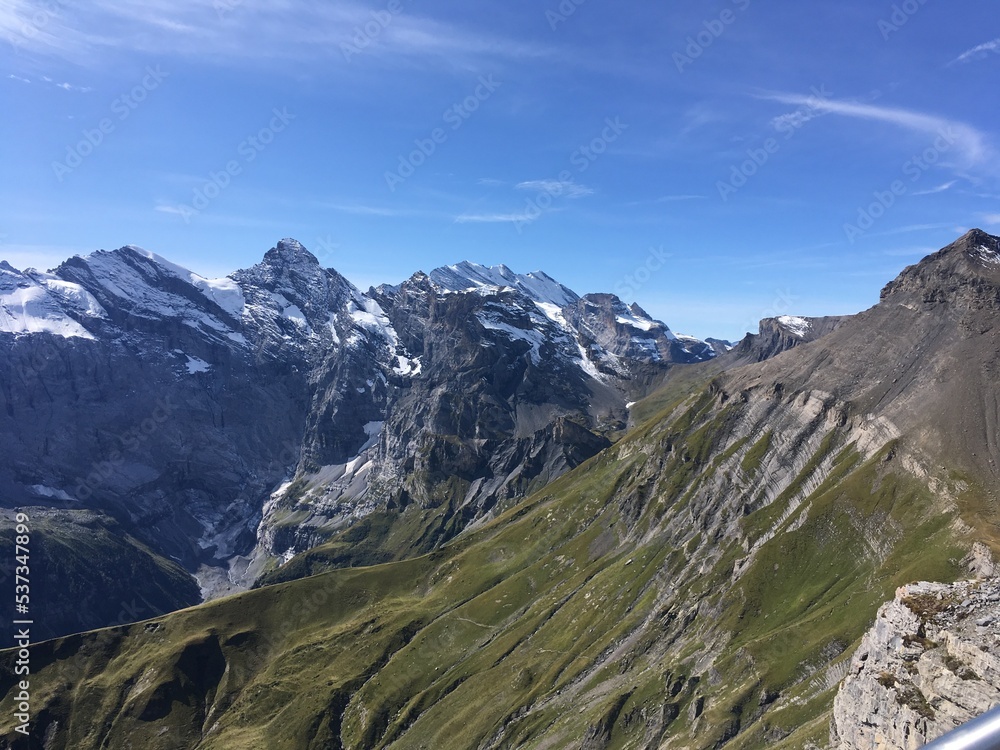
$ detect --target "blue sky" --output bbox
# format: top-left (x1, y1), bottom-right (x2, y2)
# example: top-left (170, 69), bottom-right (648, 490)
top-left (1, 0), bottom-right (998, 341)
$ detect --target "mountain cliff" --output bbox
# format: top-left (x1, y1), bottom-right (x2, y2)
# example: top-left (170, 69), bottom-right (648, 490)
top-left (3, 230), bottom-right (999, 748)
top-left (0, 242), bottom-right (715, 636)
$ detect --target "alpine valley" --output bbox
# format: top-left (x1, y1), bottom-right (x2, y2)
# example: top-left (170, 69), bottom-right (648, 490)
top-left (3, 229), bottom-right (1000, 749)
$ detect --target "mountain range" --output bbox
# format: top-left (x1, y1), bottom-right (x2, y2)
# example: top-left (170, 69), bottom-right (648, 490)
top-left (3, 229), bottom-right (1000, 749)
top-left (0, 241), bottom-right (730, 639)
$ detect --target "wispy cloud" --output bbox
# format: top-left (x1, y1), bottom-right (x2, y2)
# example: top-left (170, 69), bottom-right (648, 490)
top-left (980, 213), bottom-right (1000, 227)
top-left (625, 195), bottom-right (705, 207)
top-left (6, 74), bottom-right (30, 83)
top-left (454, 211), bottom-right (543, 224)
top-left (0, 0), bottom-right (557, 70)
top-left (654, 194), bottom-right (705, 203)
top-left (770, 108), bottom-right (823, 131)
top-left (951, 38), bottom-right (1000, 65)
top-left (869, 223), bottom-right (958, 238)
top-left (515, 179), bottom-right (593, 198)
top-left (761, 93), bottom-right (993, 169)
top-left (327, 204), bottom-right (414, 217)
top-left (913, 180), bottom-right (957, 196)
top-left (322, 203), bottom-right (451, 219)
top-left (154, 204), bottom-right (187, 217)
top-left (153, 204), bottom-right (288, 229)
top-left (477, 178), bottom-right (506, 187)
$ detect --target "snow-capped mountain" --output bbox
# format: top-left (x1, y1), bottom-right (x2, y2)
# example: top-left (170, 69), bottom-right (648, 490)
top-left (428, 261), bottom-right (579, 306)
top-left (0, 239), bottom-right (717, 637)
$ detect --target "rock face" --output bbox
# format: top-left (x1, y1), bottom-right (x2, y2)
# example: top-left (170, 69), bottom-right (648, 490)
top-left (730, 314), bottom-right (850, 363)
top-left (8, 230), bottom-right (1000, 750)
top-left (833, 572), bottom-right (1000, 749)
top-left (249, 264), bottom-right (717, 580)
top-left (0, 242), bottom-right (717, 634)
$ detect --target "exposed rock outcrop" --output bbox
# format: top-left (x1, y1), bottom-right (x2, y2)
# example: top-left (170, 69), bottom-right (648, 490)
top-left (833, 576), bottom-right (1000, 749)
top-left (0, 243), bottom-right (717, 634)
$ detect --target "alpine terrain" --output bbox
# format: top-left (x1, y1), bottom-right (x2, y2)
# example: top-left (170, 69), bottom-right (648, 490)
top-left (0, 241), bottom-right (715, 639)
top-left (3, 229), bottom-right (1000, 749)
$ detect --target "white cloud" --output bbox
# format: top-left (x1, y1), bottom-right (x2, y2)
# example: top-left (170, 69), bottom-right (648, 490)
top-left (980, 213), bottom-right (1000, 227)
top-left (952, 38), bottom-right (1000, 65)
top-left (0, 0), bottom-right (556, 69)
top-left (323, 204), bottom-right (447, 219)
top-left (154, 204), bottom-right (188, 216)
top-left (454, 212), bottom-right (542, 224)
top-left (770, 109), bottom-right (823, 131)
top-left (515, 179), bottom-right (593, 198)
top-left (912, 181), bottom-right (957, 196)
top-left (654, 194), bottom-right (705, 203)
top-left (762, 93), bottom-right (993, 170)
top-left (625, 195), bottom-right (705, 207)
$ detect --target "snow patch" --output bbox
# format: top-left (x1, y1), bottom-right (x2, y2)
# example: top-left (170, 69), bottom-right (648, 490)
top-left (394, 355), bottom-right (422, 376)
top-left (776, 316), bottom-right (811, 338)
top-left (30, 485), bottom-right (75, 502)
top-left (477, 314), bottom-right (547, 364)
top-left (0, 282), bottom-right (96, 339)
top-left (270, 293), bottom-right (309, 329)
top-left (39, 277), bottom-right (107, 318)
top-left (971, 245), bottom-right (1000, 267)
top-left (430, 261), bottom-right (579, 307)
top-left (327, 314), bottom-right (341, 345)
top-left (616, 314), bottom-right (656, 332)
top-left (185, 355), bottom-right (211, 374)
top-left (133, 247), bottom-right (245, 317)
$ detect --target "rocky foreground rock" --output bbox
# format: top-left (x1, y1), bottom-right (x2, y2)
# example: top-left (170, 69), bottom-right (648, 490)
top-left (833, 548), bottom-right (1000, 748)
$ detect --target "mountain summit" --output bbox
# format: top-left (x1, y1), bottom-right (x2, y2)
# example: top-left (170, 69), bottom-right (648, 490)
top-left (8, 230), bottom-right (1000, 749)
top-left (880, 228), bottom-right (1000, 310)
top-left (0, 240), bottom-right (717, 636)
top-left (428, 261), bottom-right (579, 307)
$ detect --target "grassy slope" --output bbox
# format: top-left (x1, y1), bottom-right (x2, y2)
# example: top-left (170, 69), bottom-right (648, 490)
top-left (0, 380), bottom-right (986, 749)
top-left (0, 512), bottom-right (200, 642)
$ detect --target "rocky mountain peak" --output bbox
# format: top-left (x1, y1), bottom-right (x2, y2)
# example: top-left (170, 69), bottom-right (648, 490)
top-left (629, 301), bottom-right (652, 318)
top-left (263, 238), bottom-right (321, 269)
top-left (428, 261), bottom-right (579, 308)
top-left (880, 228), bottom-right (1000, 308)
